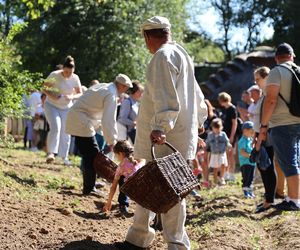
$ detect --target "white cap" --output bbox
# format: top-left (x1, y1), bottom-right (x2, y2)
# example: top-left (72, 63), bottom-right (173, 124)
top-left (247, 85), bottom-right (261, 93)
top-left (115, 74), bottom-right (132, 88)
top-left (141, 16), bottom-right (171, 33)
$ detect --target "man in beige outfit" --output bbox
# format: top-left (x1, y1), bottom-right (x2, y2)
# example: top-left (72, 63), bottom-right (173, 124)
top-left (115, 16), bottom-right (207, 250)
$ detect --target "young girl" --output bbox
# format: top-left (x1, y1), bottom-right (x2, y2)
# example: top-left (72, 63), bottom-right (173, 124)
top-left (206, 118), bottom-right (231, 185)
top-left (103, 140), bottom-right (142, 215)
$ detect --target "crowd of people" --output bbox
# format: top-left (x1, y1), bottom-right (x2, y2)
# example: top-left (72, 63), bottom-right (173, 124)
top-left (20, 15), bottom-right (300, 250)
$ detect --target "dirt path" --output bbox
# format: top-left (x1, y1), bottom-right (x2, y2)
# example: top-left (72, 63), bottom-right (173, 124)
top-left (0, 147), bottom-right (300, 250)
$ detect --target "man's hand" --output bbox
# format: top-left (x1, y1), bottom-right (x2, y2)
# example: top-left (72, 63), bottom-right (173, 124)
top-left (150, 130), bottom-right (166, 145)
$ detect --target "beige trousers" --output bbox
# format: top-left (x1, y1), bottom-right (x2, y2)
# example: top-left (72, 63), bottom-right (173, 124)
top-left (125, 199), bottom-right (190, 250)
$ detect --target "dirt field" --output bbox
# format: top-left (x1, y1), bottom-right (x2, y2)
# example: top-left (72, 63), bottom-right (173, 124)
top-left (0, 146), bottom-right (300, 250)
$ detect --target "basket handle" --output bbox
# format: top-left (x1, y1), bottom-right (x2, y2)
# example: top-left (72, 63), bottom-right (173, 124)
top-left (151, 141), bottom-right (178, 159)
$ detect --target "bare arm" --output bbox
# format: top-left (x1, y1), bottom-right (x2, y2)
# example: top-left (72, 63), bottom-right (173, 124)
top-left (103, 175), bottom-right (120, 212)
top-left (70, 86), bottom-right (83, 100)
top-left (258, 85), bottom-right (279, 142)
top-left (240, 148), bottom-right (250, 158)
top-left (229, 118), bottom-right (237, 144)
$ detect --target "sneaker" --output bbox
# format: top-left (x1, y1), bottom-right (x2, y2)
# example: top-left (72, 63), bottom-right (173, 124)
top-left (92, 187), bottom-right (100, 194)
top-left (201, 181), bottom-right (210, 188)
top-left (228, 173), bottom-right (236, 181)
top-left (219, 178), bottom-right (226, 186)
top-left (248, 190), bottom-right (255, 198)
top-left (224, 172), bottom-right (230, 181)
top-left (30, 147), bottom-right (38, 152)
top-left (190, 189), bottom-right (202, 200)
top-left (119, 205), bottom-right (133, 218)
top-left (95, 181), bottom-right (106, 188)
top-left (255, 203), bottom-right (271, 213)
top-left (273, 200), bottom-right (300, 211)
top-left (46, 153), bottom-right (55, 163)
top-left (243, 190), bottom-right (251, 198)
top-left (119, 205), bottom-right (129, 214)
top-left (63, 158), bottom-right (72, 166)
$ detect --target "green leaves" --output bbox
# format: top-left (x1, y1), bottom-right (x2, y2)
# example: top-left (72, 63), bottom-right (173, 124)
top-left (14, 0), bottom-right (188, 83)
top-left (0, 23), bottom-right (42, 125)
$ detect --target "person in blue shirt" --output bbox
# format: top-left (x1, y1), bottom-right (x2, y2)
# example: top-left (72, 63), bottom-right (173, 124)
top-left (238, 121), bottom-right (256, 198)
top-left (117, 81), bottom-right (144, 144)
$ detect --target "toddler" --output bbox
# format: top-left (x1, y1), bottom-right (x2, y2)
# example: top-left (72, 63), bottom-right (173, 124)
top-left (206, 118), bottom-right (231, 185)
top-left (238, 121), bottom-right (256, 198)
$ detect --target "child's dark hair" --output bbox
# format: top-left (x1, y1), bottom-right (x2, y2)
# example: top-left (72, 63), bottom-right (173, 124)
top-left (113, 140), bottom-right (136, 164)
top-left (63, 55), bottom-right (75, 69)
top-left (211, 118), bottom-right (223, 129)
top-left (127, 80), bottom-right (144, 95)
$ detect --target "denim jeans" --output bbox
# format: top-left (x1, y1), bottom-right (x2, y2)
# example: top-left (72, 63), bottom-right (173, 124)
top-left (44, 101), bottom-right (71, 158)
top-left (270, 124), bottom-right (300, 177)
top-left (118, 175), bottom-right (129, 207)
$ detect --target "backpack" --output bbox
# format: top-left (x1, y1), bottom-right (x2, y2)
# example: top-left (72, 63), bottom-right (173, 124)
top-left (277, 64), bottom-right (300, 117)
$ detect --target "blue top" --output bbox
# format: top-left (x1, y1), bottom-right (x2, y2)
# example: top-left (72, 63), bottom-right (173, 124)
top-left (117, 97), bottom-right (139, 131)
top-left (238, 136), bottom-right (256, 166)
top-left (205, 131), bottom-right (230, 154)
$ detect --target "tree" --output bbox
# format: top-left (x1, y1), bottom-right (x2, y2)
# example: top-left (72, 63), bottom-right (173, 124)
top-left (14, 0), bottom-right (188, 84)
top-left (0, 0), bottom-right (54, 36)
top-left (188, 0), bottom-right (273, 59)
top-left (234, 0), bottom-right (271, 52)
top-left (270, 0), bottom-right (300, 58)
top-left (0, 23), bottom-right (42, 132)
top-left (184, 31), bottom-right (225, 63)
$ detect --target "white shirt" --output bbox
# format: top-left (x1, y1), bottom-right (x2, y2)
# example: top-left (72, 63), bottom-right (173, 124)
top-left (45, 70), bottom-right (81, 109)
top-left (29, 91), bottom-right (41, 116)
top-left (65, 83), bottom-right (118, 145)
top-left (248, 100), bottom-right (261, 133)
top-left (134, 42), bottom-right (207, 161)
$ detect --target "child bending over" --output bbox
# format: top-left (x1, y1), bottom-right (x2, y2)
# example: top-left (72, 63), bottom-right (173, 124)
top-left (103, 140), bottom-right (142, 215)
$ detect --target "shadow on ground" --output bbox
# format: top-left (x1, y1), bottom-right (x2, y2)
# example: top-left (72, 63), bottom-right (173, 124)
top-left (59, 239), bottom-right (116, 250)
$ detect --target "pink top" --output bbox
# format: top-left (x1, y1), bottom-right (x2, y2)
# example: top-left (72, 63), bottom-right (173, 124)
top-left (115, 158), bottom-right (142, 181)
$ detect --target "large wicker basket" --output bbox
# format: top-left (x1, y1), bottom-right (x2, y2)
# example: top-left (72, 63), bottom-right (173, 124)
top-left (93, 152), bottom-right (118, 183)
top-left (120, 142), bottom-right (199, 213)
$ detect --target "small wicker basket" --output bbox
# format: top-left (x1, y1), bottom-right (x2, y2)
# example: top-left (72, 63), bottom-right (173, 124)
top-left (93, 152), bottom-right (118, 183)
top-left (121, 142), bottom-right (199, 213)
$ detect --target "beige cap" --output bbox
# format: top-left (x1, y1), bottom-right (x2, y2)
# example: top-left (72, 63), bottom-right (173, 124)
top-left (247, 85), bottom-right (261, 93)
top-left (115, 74), bottom-right (132, 88)
top-left (141, 16), bottom-right (171, 33)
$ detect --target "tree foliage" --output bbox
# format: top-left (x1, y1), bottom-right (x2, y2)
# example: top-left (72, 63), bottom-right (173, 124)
top-left (188, 0), bottom-right (272, 59)
top-left (15, 0), bottom-right (188, 84)
top-left (184, 31), bottom-right (225, 63)
top-left (0, 0), bottom-right (55, 36)
top-left (269, 0), bottom-right (300, 59)
top-left (0, 23), bottom-right (42, 128)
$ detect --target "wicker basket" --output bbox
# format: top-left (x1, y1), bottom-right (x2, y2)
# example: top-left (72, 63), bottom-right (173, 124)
top-left (93, 152), bottom-right (118, 183)
top-left (120, 142), bottom-right (199, 213)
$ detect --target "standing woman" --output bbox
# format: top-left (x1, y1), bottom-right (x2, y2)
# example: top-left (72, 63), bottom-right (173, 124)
top-left (117, 81), bottom-right (144, 144)
top-left (43, 56), bottom-right (82, 164)
top-left (253, 66), bottom-right (283, 212)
